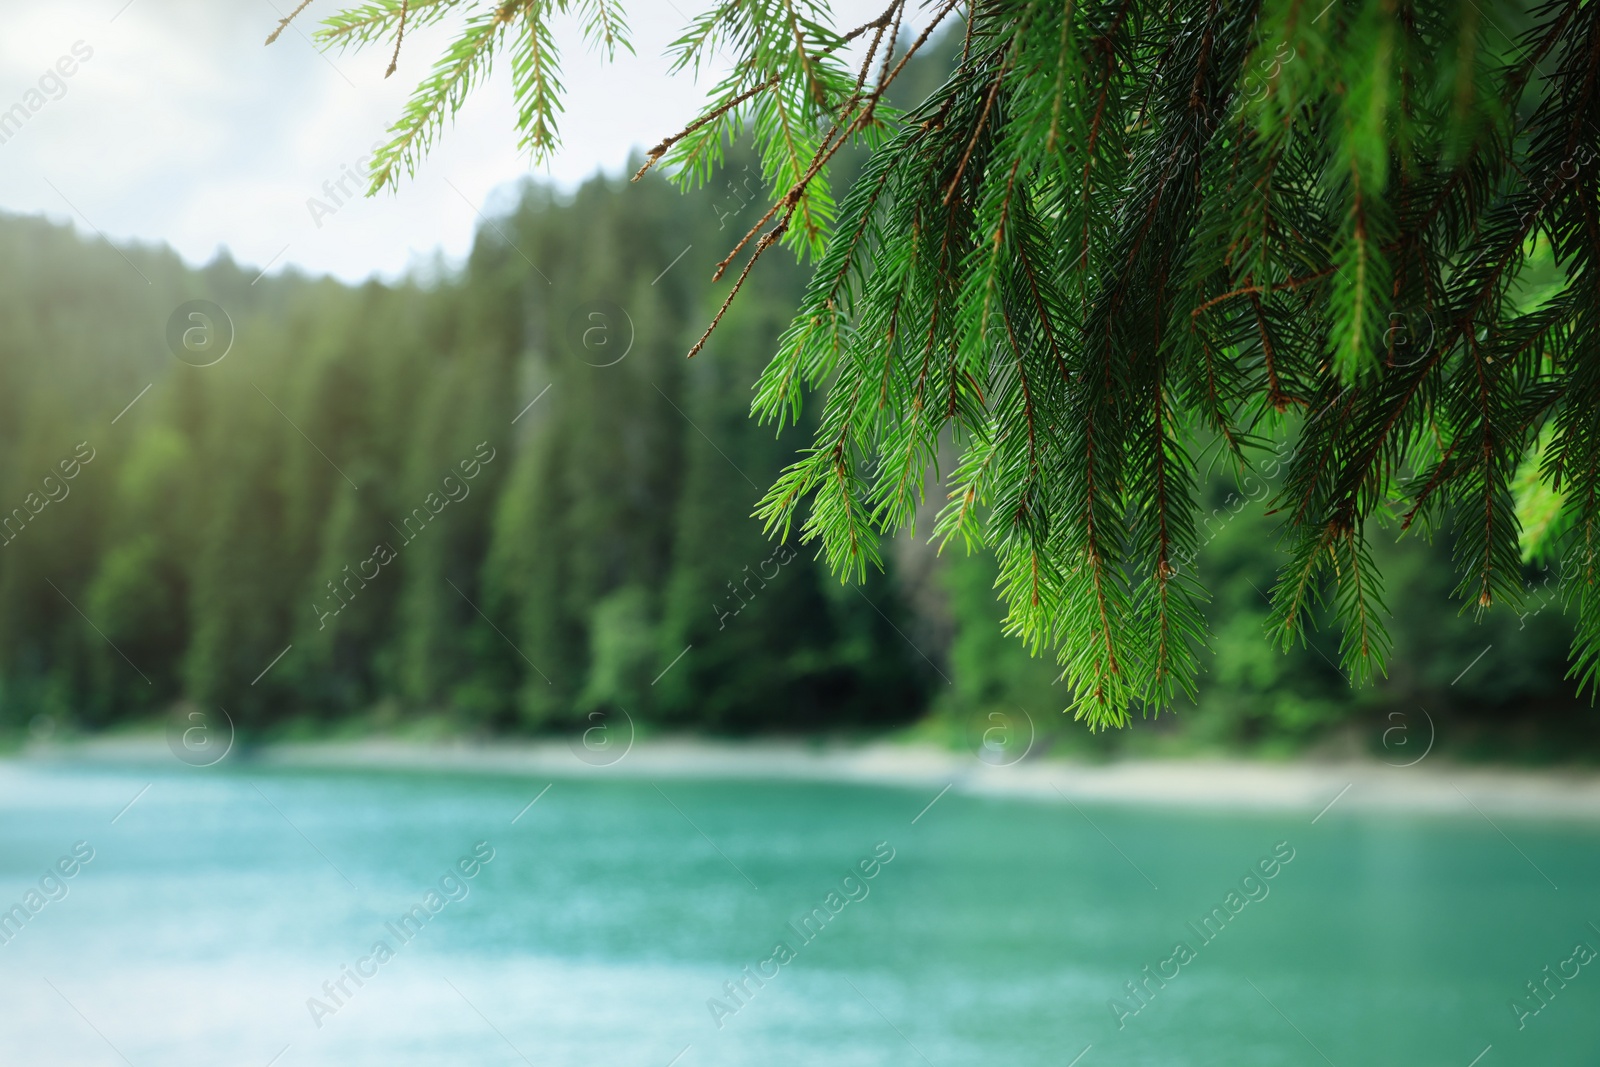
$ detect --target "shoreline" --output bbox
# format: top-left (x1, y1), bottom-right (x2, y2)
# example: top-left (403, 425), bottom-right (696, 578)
top-left (12, 732), bottom-right (1600, 821)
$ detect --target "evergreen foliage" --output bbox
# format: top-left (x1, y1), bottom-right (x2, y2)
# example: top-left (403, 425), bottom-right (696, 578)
top-left (0, 165), bottom-right (928, 738)
top-left (288, 0), bottom-right (1600, 727)
top-left (0, 186), bottom-right (1585, 753)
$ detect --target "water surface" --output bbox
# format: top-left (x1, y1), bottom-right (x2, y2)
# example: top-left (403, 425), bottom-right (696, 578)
top-left (1, 760), bottom-right (1596, 1065)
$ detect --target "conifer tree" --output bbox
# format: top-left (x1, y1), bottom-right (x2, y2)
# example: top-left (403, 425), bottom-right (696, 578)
top-left (284, 0), bottom-right (1600, 727)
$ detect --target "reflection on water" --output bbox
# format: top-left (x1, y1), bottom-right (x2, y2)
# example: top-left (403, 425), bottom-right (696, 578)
top-left (0, 761), bottom-right (1597, 1065)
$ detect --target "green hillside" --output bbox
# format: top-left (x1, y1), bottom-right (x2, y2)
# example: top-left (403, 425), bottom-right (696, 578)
top-left (0, 161), bottom-right (1590, 758)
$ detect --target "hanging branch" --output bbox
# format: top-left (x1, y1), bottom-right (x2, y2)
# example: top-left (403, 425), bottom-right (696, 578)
top-left (281, 0), bottom-right (1600, 725)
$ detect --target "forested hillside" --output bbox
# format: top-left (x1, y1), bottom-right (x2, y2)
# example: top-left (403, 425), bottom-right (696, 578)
top-left (0, 156), bottom-right (1591, 756)
top-left (0, 152), bottom-right (942, 738)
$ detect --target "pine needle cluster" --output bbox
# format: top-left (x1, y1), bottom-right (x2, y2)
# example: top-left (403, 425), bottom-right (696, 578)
top-left (277, 0), bottom-right (1600, 728)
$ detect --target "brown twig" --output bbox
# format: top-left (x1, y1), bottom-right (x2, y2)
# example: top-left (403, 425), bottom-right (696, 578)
top-left (739, 0), bottom-right (956, 228)
top-left (1187, 264), bottom-right (1339, 321)
top-left (633, 0), bottom-right (909, 184)
top-left (711, 13), bottom-right (890, 281)
top-left (713, 196), bottom-right (788, 281)
top-left (710, 5), bottom-right (895, 281)
top-left (877, 0), bottom-right (964, 94)
top-left (682, 0), bottom-right (960, 358)
top-left (386, 0), bottom-right (410, 77)
top-left (265, 0), bottom-right (317, 45)
top-left (688, 221), bottom-right (790, 359)
top-left (877, 0), bottom-right (906, 93)
top-left (631, 74), bottom-right (781, 182)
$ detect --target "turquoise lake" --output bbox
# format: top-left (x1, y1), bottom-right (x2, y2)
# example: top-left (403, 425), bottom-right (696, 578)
top-left (1, 760), bottom-right (1597, 1065)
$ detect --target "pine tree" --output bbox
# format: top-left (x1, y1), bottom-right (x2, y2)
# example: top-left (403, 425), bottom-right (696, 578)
top-left (283, 0), bottom-right (1600, 728)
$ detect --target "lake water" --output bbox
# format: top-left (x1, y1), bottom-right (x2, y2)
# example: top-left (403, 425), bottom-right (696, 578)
top-left (1, 760), bottom-right (1597, 1065)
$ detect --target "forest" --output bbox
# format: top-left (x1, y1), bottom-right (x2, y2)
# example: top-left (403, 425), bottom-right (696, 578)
top-left (4, 0), bottom-right (1597, 767)
top-left (0, 158), bottom-right (1585, 761)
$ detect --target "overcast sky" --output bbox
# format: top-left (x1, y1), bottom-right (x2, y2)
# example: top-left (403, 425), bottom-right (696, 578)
top-left (0, 0), bottom-right (920, 284)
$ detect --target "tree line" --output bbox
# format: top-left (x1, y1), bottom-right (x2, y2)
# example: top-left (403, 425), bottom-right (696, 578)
top-left (0, 152), bottom-right (1590, 756)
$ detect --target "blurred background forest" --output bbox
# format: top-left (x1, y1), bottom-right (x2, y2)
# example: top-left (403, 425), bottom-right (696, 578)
top-left (0, 39), bottom-right (1593, 764)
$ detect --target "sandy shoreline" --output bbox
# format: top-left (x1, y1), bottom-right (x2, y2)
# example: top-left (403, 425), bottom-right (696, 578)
top-left (12, 732), bottom-right (1600, 821)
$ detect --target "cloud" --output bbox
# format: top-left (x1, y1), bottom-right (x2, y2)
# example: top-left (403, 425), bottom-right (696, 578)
top-left (0, 0), bottom-right (910, 283)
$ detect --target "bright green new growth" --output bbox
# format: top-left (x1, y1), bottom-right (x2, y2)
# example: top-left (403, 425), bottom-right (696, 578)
top-left (275, 0), bottom-right (1600, 729)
